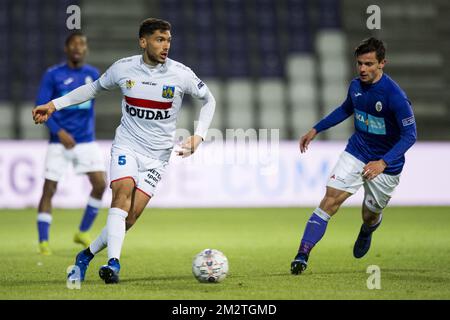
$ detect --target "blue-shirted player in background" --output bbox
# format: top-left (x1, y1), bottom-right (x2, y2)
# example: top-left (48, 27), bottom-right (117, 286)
top-left (36, 31), bottom-right (106, 255)
top-left (291, 37), bottom-right (417, 274)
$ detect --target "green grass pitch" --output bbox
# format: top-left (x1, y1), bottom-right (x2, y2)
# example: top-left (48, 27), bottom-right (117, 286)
top-left (1, 207), bottom-right (449, 299)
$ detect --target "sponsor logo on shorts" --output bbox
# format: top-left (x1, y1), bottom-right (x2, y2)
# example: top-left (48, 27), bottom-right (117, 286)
top-left (330, 174), bottom-right (346, 184)
top-left (144, 169), bottom-right (161, 188)
top-left (197, 81), bottom-right (205, 89)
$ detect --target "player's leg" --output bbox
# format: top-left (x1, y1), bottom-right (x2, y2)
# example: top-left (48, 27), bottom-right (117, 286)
top-left (37, 143), bottom-right (68, 255)
top-left (125, 157), bottom-right (166, 231)
top-left (291, 151), bottom-right (364, 274)
top-left (353, 172), bottom-right (400, 258)
top-left (69, 178), bottom-right (135, 283)
top-left (97, 178), bottom-right (135, 284)
top-left (291, 187), bottom-right (352, 274)
top-left (353, 204), bottom-right (382, 258)
top-left (68, 145), bottom-right (136, 283)
top-left (80, 187), bottom-right (150, 262)
top-left (126, 188), bottom-right (151, 231)
top-left (72, 142), bottom-right (107, 247)
top-left (37, 179), bottom-right (58, 255)
top-left (74, 171), bottom-right (106, 247)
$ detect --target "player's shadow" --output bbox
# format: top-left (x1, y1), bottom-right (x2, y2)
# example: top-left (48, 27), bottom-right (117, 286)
top-left (120, 275), bottom-right (194, 283)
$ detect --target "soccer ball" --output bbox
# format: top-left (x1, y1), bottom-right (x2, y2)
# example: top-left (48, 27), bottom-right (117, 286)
top-left (192, 249), bottom-right (229, 283)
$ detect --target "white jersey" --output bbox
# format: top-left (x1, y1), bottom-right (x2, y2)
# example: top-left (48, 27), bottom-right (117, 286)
top-left (98, 55), bottom-right (211, 161)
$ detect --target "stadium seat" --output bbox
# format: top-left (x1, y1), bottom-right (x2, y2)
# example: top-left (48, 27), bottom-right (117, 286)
top-left (318, 0), bottom-right (341, 29)
top-left (319, 58), bottom-right (349, 83)
top-left (0, 104), bottom-right (13, 139)
top-left (257, 79), bottom-right (288, 139)
top-left (20, 104), bottom-right (47, 139)
top-left (224, 80), bottom-right (255, 132)
top-left (321, 82), bottom-right (352, 140)
top-left (288, 82), bottom-right (320, 138)
top-left (286, 55), bottom-right (316, 82)
top-left (316, 31), bottom-right (347, 58)
top-left (315, 29), bottom-right (350, 139)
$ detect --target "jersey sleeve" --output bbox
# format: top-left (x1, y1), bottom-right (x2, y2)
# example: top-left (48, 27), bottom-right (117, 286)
top-left (182, 68), bottom-right (209, 99)
top-left (35, 70), bottom-right (55, 105)
top-left (92, 67), bottom-right (101, 81)
top-left (98, 62), bottom-right (119, 90)
top-left (313, 88), bottom-right (354, 133)
top-left (382, 94), bottom-right (417, 165)
top-left (36, 70), bottom-right (62, 134)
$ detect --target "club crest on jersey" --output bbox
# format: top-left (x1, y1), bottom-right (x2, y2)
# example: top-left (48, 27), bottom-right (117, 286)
top-left (126, 79), bottom-right (135, 90)
top-left (375, 101), bottom-right (383, 112)
top-left (162, 85), bottom-right (175, 99)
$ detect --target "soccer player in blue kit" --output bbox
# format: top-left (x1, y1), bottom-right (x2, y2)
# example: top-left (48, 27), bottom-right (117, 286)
top-left (35, 32), bottom-right (106, 255)
top-left (291, 37), bottom-right (417, 274)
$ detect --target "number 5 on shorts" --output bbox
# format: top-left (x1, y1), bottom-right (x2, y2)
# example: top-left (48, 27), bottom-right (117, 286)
top-left (118, 155), bottom-right (126, 166)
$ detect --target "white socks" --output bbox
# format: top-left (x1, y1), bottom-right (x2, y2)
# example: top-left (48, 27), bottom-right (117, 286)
top-left (106, 207), bottom-right (128, 260)
top-left (89, 227), bottom-right (108, 255)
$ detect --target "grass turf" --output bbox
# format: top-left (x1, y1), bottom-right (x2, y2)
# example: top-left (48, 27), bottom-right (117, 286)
top-left (0, 207), bottom-right (449, 300)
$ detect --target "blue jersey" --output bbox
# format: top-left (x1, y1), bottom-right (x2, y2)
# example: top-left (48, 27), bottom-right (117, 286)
top-left (314, 73), bottom-right (417, 175)
top-left (36, 63), bottom-right (100, 143)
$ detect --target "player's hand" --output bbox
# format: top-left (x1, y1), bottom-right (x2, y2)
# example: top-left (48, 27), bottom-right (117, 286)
top-left (176, 135), bottom-right (203, 158)
top-left (57, 129), bottom-right (76, 149)
top-left (362, 160), bottom-right (387, 180)
top-left (32, 101), bottom-right (56, 124)
top-left (299, 128), bottom-right (317, 153)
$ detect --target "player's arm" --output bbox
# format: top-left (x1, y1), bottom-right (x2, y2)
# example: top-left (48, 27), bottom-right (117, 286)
top-left (33, 62), bottom-right (118, 124)
top-left (177, 70), bottom-right (216, 158)
top-left (177, 89), bottom-right (216, 158)
top-left (300, 91), bottom-right (354, 153)
top-left (34, 70), bottom-right (77, 148)
top-left (363, 95), bottom-right (417, 180)
top-left (35, 71), bottom-right (61, 132)
top-left (32, 80), bottom-right (103, 124)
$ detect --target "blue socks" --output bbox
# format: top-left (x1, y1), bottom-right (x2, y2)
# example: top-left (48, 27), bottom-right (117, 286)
top-left (297, 208), bottom-right (331, 258)
top-left (37, 213), bottom-right (52, 242)
top-left (79, 196), bottom-right (102, 232)
top-left (360, 214), bottom-right (382, 237)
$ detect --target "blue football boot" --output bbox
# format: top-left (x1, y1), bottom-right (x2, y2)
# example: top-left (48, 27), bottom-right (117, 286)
top-left (353, 226), bottom-right (373, 258)
top-left (291, 253), bottom-right (308, 275)
top-left (67, 248), bottom-right (94, 282)
top-left (99, 258), bottom-right (121, 284)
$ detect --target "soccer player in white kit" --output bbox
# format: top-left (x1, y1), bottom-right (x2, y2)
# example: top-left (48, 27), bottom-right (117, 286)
top-left (33, 18), bottom-right (216, 284)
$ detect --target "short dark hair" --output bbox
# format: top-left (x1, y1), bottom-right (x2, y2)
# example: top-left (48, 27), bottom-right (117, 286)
top-left (65, 31), bottom-right (86, 46)
top-left (139, 18), bottom-right (171, 38)
top-left (354, 37), bottom-right (386, 62)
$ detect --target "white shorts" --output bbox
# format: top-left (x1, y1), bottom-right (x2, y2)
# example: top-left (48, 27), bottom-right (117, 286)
top-left (327, 151), bottom-right (401, 213)
top-left (109, 144), bottom-right (168, 198)
top-left (45, 142), bottom-right (106, 181)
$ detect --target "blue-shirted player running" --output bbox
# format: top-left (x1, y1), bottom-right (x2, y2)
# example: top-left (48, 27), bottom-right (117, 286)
top-left (291, 37), bottom-right (417, 274)
top-left (36, 31), bottom-right (106, 255)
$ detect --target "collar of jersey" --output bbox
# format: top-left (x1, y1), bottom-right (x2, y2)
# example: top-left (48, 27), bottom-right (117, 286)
top-left (140, 56), bottom-right (167, 74)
